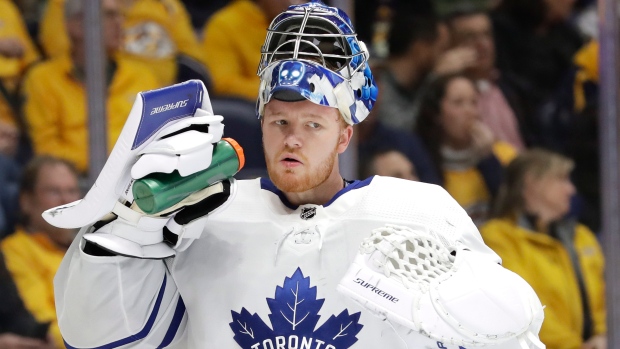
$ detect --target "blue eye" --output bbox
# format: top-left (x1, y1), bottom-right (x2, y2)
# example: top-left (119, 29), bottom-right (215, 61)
top-left (275, 120), bottom-right (287, 126)
top-left (308, 122), bottom-right (320, 129)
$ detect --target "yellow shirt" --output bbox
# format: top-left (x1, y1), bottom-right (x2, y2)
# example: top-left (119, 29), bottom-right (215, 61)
top-left (444, 141), bottom-right (517, 225)
top-left (573, 40), bottom-right (598, 112)
top-left (21, 55), bottom-right (160, 173)
top-left (117, 0), bottom-right (205, 85)
top-left (481, 219), bottom-right (606, 349)
top-left (39, 0), bottom-right (201, 86)
top-left (0, 0), bottom-right (40, 91)
top-left (2, 229), bottom-right (67, 348)
top-left (201, 0), bottom-right (267, 100)
top-left (0, 92), bottom-right (16, 126)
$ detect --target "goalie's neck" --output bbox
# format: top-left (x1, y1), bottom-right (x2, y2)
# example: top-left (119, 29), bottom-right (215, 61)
top-left (284, 178), bottom-right (348, 207)
top-left (260, 177), bottom-right (372, 211)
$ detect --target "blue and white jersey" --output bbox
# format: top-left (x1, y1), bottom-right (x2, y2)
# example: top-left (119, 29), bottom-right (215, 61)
top-left (54, 176), bottom-right (500, 349)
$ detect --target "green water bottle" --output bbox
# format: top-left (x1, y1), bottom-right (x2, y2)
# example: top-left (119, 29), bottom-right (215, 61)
top-left (132, 138), bottom-right (245, 214)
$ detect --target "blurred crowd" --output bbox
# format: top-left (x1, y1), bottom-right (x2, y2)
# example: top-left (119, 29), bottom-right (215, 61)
top-left (0, 0), bottom-right (607, 348)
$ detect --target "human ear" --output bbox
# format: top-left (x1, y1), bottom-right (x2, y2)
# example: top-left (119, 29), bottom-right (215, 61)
top-left (337, 125), bottom-right (353, 154)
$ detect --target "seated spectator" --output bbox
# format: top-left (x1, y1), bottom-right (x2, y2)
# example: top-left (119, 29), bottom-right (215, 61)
top-left (491, 0), bottom-right (583, 147)
top-left (0, 71), bottom-right (32, 168)
top-left (201, 0), bottom-right (301, 100)
top-left (445, 6), bottom-right (526, 150)
top-left (0, 40), bottom-right (27, 238)
top-left (416, 73), bottom-right (517, 225)
top-left (0, 0), bottom-right (40, 93)
top-left (374, 14), bottom-right (445, 131)
top-left (565, 40), bottom-right (600, 232)
top-left (376, 13), bottom-right (479, 132)
top-left (534, 39), bottom-right (601, 232)
top-left (22, 0), bottom-right (159, 174)
top-left (0, 155), bottom-right (20, 238)
top-left (354, 0), bottom-right (436, 45)
top-left (357, 66), bottom-right (440, 185)
top-left (0, 90), bottom-right (19, 160)
top-left (361, 148), bottom-right (418, 181)
top-left (0, 0), bottom-right (40, 168)
top-left (2, 156), bottom-right (82, 349)
top-left (480, 149), bottom-right (606, 349)
top-left (0, 251), bottom-right (55, 349)
top-left (40, 0), bottom-right (204, 86)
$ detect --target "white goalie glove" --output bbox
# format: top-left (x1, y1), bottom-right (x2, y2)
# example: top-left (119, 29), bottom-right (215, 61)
top-left (42, 80), bottom-right (228, 259)
top-left (338, 224), bottom-right (545, 349)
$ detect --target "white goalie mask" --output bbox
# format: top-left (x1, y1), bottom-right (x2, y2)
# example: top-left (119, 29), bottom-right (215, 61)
top-left (256, 0), bottom-right (378, 125)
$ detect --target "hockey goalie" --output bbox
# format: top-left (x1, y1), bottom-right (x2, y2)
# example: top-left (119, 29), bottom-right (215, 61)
top-left (48, 1), bottom-right (545, 348)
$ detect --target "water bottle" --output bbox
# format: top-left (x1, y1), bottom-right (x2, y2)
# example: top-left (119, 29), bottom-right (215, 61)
top-left (132, 138), bottom-right (245, 214)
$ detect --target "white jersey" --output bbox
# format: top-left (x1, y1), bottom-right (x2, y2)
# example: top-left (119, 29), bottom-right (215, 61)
top-left (55, 176), bottom-right (500, 349)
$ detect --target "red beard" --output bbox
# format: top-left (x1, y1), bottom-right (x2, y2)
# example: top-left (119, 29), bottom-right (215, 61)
top-left (266, 146), bottom-right (337, 193)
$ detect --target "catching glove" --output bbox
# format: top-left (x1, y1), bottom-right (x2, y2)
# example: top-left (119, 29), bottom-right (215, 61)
top-left (337, 224), bottom-right (545, 349)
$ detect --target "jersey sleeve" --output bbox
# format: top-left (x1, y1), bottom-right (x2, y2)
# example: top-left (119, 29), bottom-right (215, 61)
top-left (435, 184), bottom-right (502, 263)
top-left (54, 227), bottom-right (187, 348)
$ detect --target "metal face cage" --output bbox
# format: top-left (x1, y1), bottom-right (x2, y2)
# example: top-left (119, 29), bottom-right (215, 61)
top-left (258, 2), bottom-right (367, 82)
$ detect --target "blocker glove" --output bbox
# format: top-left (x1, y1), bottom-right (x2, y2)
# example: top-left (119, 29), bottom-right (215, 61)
top-left (43, 80), bottom-right (229, 259)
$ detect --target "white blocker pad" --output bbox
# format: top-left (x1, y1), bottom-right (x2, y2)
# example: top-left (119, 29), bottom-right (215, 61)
top-left (43, 80), bottom-right (218, 229)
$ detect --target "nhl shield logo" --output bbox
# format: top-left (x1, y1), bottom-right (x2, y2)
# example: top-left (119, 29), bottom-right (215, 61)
top-left (300, 207), bottom-right (316, 220)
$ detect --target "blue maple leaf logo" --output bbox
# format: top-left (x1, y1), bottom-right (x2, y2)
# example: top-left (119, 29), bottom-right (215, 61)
top-left (230, 268), bottom-right (363, 348)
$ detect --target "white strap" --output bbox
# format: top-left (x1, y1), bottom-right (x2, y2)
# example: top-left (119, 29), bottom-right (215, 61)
top-left (113, 201), bottom-right (143, 224)
top-left (166, 216), bottom-right (206, 241)
top-left (333, 82), bottom-right (355, 125)
top-left (112, 201), bottom-right (168, 232)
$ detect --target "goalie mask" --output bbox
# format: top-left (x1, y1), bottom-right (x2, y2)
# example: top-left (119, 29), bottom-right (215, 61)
top-left (256, 0), bottom-right (378, 125)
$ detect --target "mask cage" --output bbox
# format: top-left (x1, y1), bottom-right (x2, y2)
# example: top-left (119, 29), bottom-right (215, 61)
top-left (258, 6), bottom-right (366, 81)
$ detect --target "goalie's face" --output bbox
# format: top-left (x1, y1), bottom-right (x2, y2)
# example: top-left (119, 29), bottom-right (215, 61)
top-left (262, 99), bottom-right (352, 194)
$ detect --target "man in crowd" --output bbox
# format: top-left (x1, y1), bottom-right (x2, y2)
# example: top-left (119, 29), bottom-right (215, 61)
top-left (2, 156), bottom-right (82, 348)
top-left (201, 0), bottom-right (303, 100)
top-left (446, 7), bottom-right (526, 150)
top-left (22, 0), bottom-right (159, 173)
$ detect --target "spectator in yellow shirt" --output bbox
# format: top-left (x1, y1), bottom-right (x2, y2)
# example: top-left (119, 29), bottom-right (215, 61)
top-left (0, 0), bottom-right (40, 93)
top-left (416, 73), bottom-right (517, 226)
top-left (361, 147), bottom-right (419, 182)
top-left (2, 155), bottom-right (83, 349)
top-left (40, 0), bottom-right (205, 86)
top-left (0, 250), bottom-right (55, 349)
top-left (480, 149), bottom-right (606, 349)
top-left (201, 0), bottom-right (302, 100)
top-left (22, 0), bottom-right (159, 174)
top-left (0, 0), bottom-right (41, 167)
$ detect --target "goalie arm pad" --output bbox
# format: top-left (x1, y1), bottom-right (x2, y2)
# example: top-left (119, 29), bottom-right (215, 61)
top-left (55, 228), bottom-right (186, 348)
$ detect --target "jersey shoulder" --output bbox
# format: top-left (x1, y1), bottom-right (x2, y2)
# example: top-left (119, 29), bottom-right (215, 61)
top-left (208, 178), bottom-right (282, 223)
top-left (345, 176), bottom-right (474, 241)
top-left (364, 175), bottom-right (456, 208)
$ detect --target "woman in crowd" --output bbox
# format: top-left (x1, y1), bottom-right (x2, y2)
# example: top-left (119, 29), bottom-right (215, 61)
top-left (481, 149), bottom-right (606, 349)
top-left (416, 73), bottom-right (516, 225)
